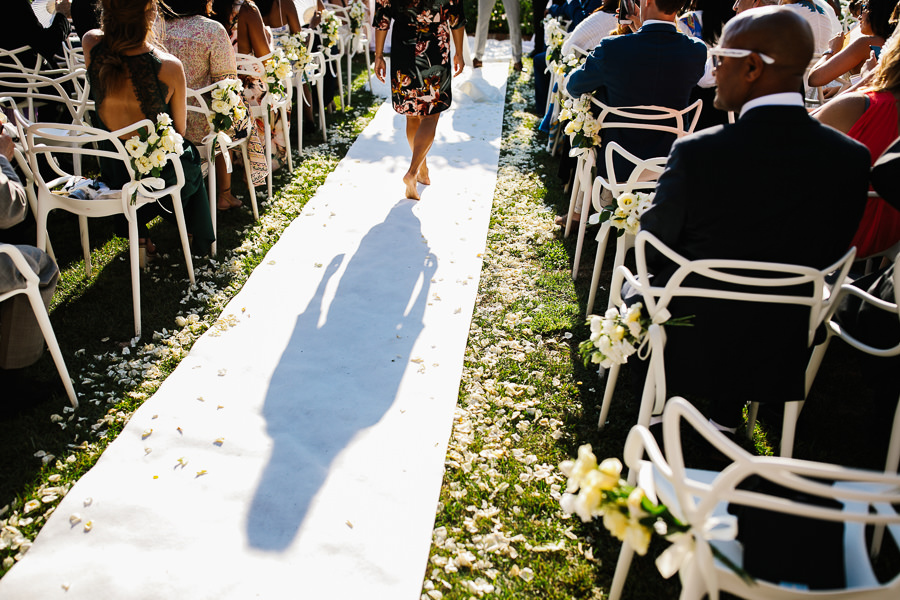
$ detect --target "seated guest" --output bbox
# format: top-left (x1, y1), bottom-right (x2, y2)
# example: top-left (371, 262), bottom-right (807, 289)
top-left (779, 0), bottom-right (842, 55)
top-left (637, 6), bottom-right (870, 433)
top-left (808, 0), bottom-right (898, 88)
top-left (561, 0), bottom-right (707, 223)
top-left (733, 0), bottom-right (779, 13)
top-left (162, 0), bottom-right (243, 211)
top-left (71, 0), bottom-right (101, 40)
top-left (0, 130), bottom-right (60, 402)
top-left (815, 31), bottom-right (900, 259)
top-left (534, 0), bottom-right (619, 116)
top-left (2, 0), bottom-right (72, 71)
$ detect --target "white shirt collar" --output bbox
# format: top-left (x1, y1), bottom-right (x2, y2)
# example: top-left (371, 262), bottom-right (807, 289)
top-left (739, 92), bottom-right (805, 118)
top-left (640, 20), bottom-right (677, 29)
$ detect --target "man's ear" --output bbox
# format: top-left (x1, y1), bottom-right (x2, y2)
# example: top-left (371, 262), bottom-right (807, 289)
top-left (746, 53), bottom-right (768, 82)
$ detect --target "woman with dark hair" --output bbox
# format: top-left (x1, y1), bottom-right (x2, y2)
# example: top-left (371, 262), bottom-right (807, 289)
top-left (82, 0), bottom-right (215, 257)
top-left (163, 0), bottom-right (243, 210)
top-left (809, 0), bottom-right (899, 87)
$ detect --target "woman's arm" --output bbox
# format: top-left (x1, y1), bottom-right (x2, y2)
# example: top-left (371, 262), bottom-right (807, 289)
top-left (451, 23), bottom-right (464, 76)
top-left (808, 36), bottom-right (882, 87)
top-left (283, 0), bottom-right (304, 34)
top-left (374, 28), bottom-right (387, 82)
top-left (238, 1), bottom-right (274, 56)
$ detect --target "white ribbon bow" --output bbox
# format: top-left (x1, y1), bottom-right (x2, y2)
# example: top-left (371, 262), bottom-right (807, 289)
top-left (121, 177), bottom-right (166, 216)
top-left (655, 515), bottom-right (739, 600)
top-left (203, 131), bottom-right (234, 173)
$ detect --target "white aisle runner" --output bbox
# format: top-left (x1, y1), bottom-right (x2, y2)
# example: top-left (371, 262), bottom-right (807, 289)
top-left (0, 63), bottom-right (509, 600)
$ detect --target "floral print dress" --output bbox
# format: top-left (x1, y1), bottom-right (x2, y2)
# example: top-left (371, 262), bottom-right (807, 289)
top-left (373, 0), bottom-right (466, 116)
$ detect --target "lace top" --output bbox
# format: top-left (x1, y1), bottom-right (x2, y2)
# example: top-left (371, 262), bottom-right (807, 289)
top-left (86, 38), bottom-right (170, 130)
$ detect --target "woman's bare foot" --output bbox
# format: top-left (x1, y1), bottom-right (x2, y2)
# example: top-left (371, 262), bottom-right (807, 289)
top-left (417, 163), bottom-right (430, 185)
top-left (403, 172), bottom-right (420, 200)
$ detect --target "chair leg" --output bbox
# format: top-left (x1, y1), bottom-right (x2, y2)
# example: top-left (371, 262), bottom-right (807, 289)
top-left (746, 402), bottom-right (759, 440)
top-left (24, 287), bottom-right (77, 408)
top-left (346, 51), bottom-right (352, 107)
top-left (598, 362), bottom-right (620, 429)
top-left (572, 196), bottom-right (591, 280)
top-left (264, 116), bottom-right (273, 202)
top-left (169, 192), bottom-right (195, 286)
top-left (884, 394), bottom-right (900, 474)
top-left (280, 104), bottom-right (293, 173)
top-left (564, 171), bottom-right (581, 238)
top-left (586, 223), bottom-right (611, 317)
top-left (779, 400), bottom-right (805, 458)
top-left (127, 217), bottom-right (142, 338)
top-left (607, 542), bottom-right (635, 600)
top-left (207, 154), bottom-right (217, 257)
top-left (78, 215), bottom-right (90, 277)
top-left (317, 82), bottom-right (327, 142)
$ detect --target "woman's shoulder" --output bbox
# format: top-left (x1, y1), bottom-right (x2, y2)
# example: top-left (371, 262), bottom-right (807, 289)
top-left (814, 91), bottom-right (871, 134)
top-left (82, 29), bottom-right (105, 56)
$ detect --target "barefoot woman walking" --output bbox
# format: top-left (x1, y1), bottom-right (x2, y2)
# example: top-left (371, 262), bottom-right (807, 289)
top-left (373, 0), bottom-right (466, 200)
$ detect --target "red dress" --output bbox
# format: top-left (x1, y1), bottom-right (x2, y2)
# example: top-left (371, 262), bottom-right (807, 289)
top-left (847, 90), bottom-right (900, 258)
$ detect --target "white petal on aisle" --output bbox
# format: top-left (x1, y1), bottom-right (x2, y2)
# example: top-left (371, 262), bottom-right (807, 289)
top-left (0, 62), bottom-right (510, 599)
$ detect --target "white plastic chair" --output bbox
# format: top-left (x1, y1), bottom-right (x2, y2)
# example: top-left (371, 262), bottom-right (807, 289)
top-left (0, 244), bottom-right (77, 408)
top-left (0, 69), bottom-right (92, 134)
top-left (311, 8), bottom-right (347, 112)
top-left (26, 120), bottom-right (196, 338)
top-left (185, 81), bottom-right (258, 245)
top-left (608, 396), bottom-right (900, 600)
top-left (294, 43), bottom-right (329, 150)
top-left (235, 52), bottom-right (294, 203)
top-left (585, 142), bottom-right (667, 316)
top-left (564, 98), bottom-right (702, 280)
top-left (599, 231), bottom-right (855, 460)
top-left (0, 45), bottom-right (64, 77)
top-left (806, 253), bottom-right (900, 475)
top-left (327, 1), bottom-right (371, 107)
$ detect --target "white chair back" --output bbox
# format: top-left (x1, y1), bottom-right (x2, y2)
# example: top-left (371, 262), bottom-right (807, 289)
top-left (608, 397), bottom-right (900, 600)
top-left (0, 69), bottom-right (92, 128)
top-left (25, 120), bottom-right (195, 338)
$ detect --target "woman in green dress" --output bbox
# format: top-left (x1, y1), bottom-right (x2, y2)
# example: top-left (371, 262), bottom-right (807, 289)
top-left (82, 0), bottom-right (215, 257)
top-left (373, 0), bottom-right (466, 200)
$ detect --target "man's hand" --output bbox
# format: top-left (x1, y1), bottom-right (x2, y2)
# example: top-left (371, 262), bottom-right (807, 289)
top-left (374, 55), bottom-right (386, 83)
top-left (0, 132), bottom-right (15, 162)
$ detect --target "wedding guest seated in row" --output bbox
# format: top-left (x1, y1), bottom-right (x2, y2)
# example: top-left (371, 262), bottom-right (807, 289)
top-left (162, 0), bottom-right (244, 211)
top-left (559, 0), bottom-right (707, 224)
top-left (733, 0), bottom-right (778, 15)
top-left (636, 6), bottom-right (870, 435)
top-left (815, 29), bottom-right (900, 259)
top-left (71, 0), bottom-right (101, 40)
top-left (83, 0), bottom-right (215, 257)
top-left (533, 0), bottom-right (619, 117)
top-left (808, 0), bottom-right (898, 89)
top-left (779, 0), bottom-right (842, 55)
top-left (0, 129), bottom-right (60, 408)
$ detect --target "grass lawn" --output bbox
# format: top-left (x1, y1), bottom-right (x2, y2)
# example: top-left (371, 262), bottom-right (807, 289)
top-left (2, 58), bottom-right (899, 597)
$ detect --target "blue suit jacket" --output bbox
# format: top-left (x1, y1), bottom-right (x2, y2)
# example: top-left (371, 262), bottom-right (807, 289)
top-left (565, 23), bottom-right (707, 170)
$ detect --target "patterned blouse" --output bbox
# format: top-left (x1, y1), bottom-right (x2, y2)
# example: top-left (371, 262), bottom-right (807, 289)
top-left (160, 15), bottom-right (238, 145)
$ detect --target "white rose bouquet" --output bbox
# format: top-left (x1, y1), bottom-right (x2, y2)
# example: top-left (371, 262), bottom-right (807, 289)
top-left (207, 79), bottom-right (246, 138)
top-left (320, 9), bottom-right (341, 49)
top-left (123, 113), bottom-right (184, 204)
top-left (560, 445), bottom-right (752, 583)
top-left (554, 52), bottom-right (585, 77)
top-left (348, 0), bottom-right (367, 35)
top-left (263, 49), bottom-right (292, 98)
top-left (557, 93), bottom-right (601, 148)
top-left (278, 31), bottom-right (311, 71)
top-left (598, 191), bottom-right (655, 237)
top-left (545, 17), bottom-right (567, 65)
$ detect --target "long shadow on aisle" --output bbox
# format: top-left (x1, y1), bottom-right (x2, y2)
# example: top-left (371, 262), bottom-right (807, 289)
top-left (246, 200), bottom-right (436, 550)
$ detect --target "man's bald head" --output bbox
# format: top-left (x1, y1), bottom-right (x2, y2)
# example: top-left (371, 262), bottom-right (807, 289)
top-left (713, 6), bottom-right (814, 110)
top-left (722, 6), bottom-right (814, 76)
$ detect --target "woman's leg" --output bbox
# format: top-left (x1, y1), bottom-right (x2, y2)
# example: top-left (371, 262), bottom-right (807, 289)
top-left (216, 153), bottom-right (241, 209)
top-left (403, 113), bottom-right (439, 200)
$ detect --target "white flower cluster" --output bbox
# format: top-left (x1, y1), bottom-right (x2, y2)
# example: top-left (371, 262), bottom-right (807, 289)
top-left (583, 302), bottom-right (647, 368)
top-left (320, 9), bottom-right (341, 48)
top-left (544, 17), bottom-right (567, 64)
top-left (278, 31), bottom-right (311, 71)
top-left (207, 78), bottom-right (246, 132)
top-left (554, 52), bottom-right (585, 76)
top-left (123, 112), bottom-right (184, 178)
top-left (348, 0), bottom-right (367, 35)
top-left (264, 49), bottom-right (293, 98)
top-left (557, 94), bottom-right (601, 148)
top-left (605, 191), bottom-right (654, 236)
top-left (559, 445), bottom-right (653, 555)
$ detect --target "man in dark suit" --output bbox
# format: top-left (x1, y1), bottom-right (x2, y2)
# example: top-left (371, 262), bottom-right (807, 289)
top-left (639, 6), bottom-right (871, 432)
top-left (561, 0), bottom-right (707, 221)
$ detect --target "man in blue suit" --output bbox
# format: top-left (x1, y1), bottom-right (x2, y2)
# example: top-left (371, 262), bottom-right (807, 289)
top-left (561, 0), bottom-right (706, 221)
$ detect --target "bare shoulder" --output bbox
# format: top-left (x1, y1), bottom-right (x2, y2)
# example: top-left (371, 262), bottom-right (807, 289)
top-left (813, 92), bottom-right (870, 134)
top-left (81, 29), bottom-right (104, 56)
top-left (155, 49), bottom-right (187, 84)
